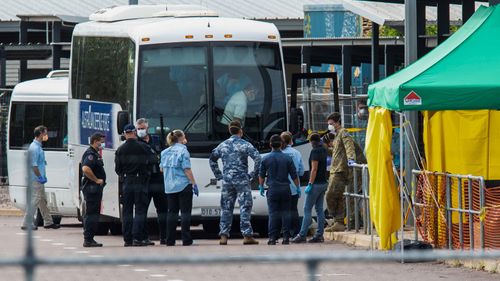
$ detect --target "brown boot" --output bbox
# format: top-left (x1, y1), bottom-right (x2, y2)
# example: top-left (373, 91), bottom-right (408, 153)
top-left (220, 235), bottom-right (228, 245)
top-left (243, 236), bottom-right (259, 245)
top-left (330, 222), bottom-right (346, 232)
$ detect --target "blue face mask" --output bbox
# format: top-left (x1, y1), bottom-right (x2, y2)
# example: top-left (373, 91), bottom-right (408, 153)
top-left (100, 142), bottom-right (106, 149)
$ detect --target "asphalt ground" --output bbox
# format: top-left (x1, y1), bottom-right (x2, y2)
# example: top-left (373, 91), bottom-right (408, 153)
top-left (0, 216), bottom-right (497, 281)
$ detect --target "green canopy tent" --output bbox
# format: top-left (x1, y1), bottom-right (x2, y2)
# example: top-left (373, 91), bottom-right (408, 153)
top-left (369, 5), bottom-right (500, 111)
top-left (366, 4), bottom-right (500, 251)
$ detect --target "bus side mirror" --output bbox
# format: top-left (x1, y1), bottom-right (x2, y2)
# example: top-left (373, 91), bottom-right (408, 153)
top-left (289, 107), bottom-right (304, 135)
top-left (117, 111), bottom-right (129, 135)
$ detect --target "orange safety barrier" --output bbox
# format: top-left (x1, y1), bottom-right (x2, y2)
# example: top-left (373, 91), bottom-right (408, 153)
top-left (413, 172), bottom-right (500, 250)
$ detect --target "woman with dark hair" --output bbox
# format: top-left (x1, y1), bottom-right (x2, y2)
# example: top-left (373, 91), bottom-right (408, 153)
top-left (160, 130), bottom-right (198, 246)
top-left (291, 132), bottom-right (328, 243)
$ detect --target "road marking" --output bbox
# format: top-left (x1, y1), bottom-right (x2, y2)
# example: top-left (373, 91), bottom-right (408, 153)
top-left (75, 250), bottom-right (90, 254)
top-left (150, 274), bottom-right (167, 278)
top-left (133, 268), bottom-right (149, 272)
top-left (52, 243), bottom-right (65, 246)
top-left (326, 273), bottom-right (352, 276)
top-left (167, 279), bottom-right (184, 281)
top-left (40, 239), bottom-right (52, 242)
top-left (118, 264), bottom-right (131, 267)
top-left (16, 233), bottom-right (27, 236)
top-left (64, 247), bottom-right (77, 250)
top-left (89, 255), bottom-right (103, 258)
top-left (33, 236), bottom-right (41, 238)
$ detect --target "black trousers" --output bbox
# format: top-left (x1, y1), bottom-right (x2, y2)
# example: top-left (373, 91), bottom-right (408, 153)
top-left (166, 185), bottom-right (193, 245)
top-left (122, 176), bottom-right (148, 243)
top-left (142, 174), bottom-right (168, 241)
top-left (83, 185), bottom-right (103, 242)
top-left (267, 186), bottom-right (292, 241)
top-left (289, 194), bottom-right (300, 237)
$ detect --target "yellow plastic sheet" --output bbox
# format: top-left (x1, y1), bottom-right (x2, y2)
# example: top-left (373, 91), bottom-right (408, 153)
top-left (365, 107), bottom-right (401, 250)
top-left (423, 110), bottom-right (500, 180)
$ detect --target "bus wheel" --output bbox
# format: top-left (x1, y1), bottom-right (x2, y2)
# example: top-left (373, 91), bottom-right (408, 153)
top-left (95, 222), bottom-right (110, 235)
top-left (109, 222), bottom-right (122, 235)
top-left (202, 222), bottom-right (219, 234)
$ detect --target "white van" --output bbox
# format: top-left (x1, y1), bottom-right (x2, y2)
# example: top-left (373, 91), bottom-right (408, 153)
top-left (7, 70), bottom-right (76, 225)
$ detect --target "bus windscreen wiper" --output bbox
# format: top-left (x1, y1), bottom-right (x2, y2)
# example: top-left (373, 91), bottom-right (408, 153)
top-left (183, 104), bottom-right (207, 133)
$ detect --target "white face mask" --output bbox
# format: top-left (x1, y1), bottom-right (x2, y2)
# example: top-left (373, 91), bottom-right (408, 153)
top-left (328, 124), bottom-right (335, 131)
top-left (137, 129), bottom-right (147, 138)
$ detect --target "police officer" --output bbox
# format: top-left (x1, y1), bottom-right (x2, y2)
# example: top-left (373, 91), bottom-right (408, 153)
top-left (81, 132), bottom-right (106, 247)
top-left (115, 124), bottom-right (149, 247)
top-left (209, 120), bottom-right (261, 245)
top-left (136, 118), bottom-right (167, 245)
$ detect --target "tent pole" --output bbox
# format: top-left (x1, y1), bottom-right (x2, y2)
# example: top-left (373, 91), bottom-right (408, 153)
top-left (400, 112), bottom-right (404, 263)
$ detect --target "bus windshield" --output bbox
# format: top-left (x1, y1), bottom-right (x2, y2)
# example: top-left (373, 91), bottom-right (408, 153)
top-left (137, 42), bottom-right (286, 148)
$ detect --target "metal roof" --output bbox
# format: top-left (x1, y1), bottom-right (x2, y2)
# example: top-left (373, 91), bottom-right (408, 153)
top-left (342, 0), bottom-right (489, 26)
top-left (0, 0), bottom-right (331, 22)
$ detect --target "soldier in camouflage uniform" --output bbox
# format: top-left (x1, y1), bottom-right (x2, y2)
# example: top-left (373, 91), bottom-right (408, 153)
top-left (209, 120), bottom-right (261, 245)
top-left (324, 112), bottom-right (358, 232)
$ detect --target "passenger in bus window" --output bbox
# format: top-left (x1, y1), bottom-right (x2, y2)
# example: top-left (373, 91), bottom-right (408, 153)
top-left (81, 132), bottom-right (106, 247)
top-left (220, 84), bottom-right (259, 128)
top-left (160, 129), bottom-right (197, 246)
top-left (21, 125), bottom-right (60, 231)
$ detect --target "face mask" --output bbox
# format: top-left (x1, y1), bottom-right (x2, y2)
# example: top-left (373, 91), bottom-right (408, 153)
top-left (42, 134), bottom-right (48, 142)
top-left (328, 124), bottom-right (335, 131)
top-left (100, 142), bottom-right (106, 149)
top-left (137, 129), bottom-right (147, 138)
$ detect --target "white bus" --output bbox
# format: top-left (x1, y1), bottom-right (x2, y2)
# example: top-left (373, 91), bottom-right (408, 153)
top-left (7, 70), bottom-right (76, 225)
top-left (68, 5), bottom-right (313, 234)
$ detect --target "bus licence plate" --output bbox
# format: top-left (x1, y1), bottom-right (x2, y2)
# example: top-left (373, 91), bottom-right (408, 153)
top-left (201, 208), bottom-right (221, 217)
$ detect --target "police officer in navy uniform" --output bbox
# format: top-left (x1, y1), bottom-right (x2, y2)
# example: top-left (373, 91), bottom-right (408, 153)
top-left (136, 118), bottom-right (167, 245)
top-left (115, 124), bottom-right (150, 247)
top-left (81, 132), bottom-right (106, 247)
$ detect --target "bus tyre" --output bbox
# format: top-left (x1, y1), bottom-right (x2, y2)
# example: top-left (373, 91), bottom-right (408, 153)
top-left (203, 222), bottom-right (219, 234)
top-left (34, 209), bottom-right (61, 226)
top-left (109, 222), bottom-right (122, 235)
top-left (96, 222), bottom-right (110, 236)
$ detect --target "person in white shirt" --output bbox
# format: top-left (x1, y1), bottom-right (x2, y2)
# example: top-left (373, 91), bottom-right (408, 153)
top-left (221, 85), bottom-right (258, 128)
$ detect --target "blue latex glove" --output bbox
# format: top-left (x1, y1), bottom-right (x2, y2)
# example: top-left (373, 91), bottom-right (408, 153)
top-left (348, 159), bottom-right (356, 167)
top-left (296, 186), bottom-right (302, 198)
top-left (305, 183), bottom-right (313, 194)
top-left (37, 176), bottom-right (47, 184)
top-left (259, 184), bottom-right (265, 197)
top-left (193, 184), bottom-right (199, 197)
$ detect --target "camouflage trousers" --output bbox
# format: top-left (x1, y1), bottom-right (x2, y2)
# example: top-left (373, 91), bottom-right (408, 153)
top-left (219, 183), bottom-right (254, 237)
top-left (326, 173), bottom-right (349, 224)
top-left (326, 172), bottom-right (362, 225)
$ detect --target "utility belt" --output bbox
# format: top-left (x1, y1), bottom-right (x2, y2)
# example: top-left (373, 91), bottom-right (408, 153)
top-left (123, 172), bottom-right (145, 178)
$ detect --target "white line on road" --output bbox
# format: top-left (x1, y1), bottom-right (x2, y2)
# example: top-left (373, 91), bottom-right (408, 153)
top-left (15, 233), bottom-right (27, 236)
top-left (150, 274), bottom-right (167, 278)
top-left (64, 247), bottom-right (77, 250)
top-left (75, 250), bottom-right (90, 254)
top-left (89, 255), bottom-right (104, 258)
top-left (133, 268), bottom-right (149, 272)
top-left (167, 279), bottom-right (184, 281)
top-left (118, 264), bottom-right (131, 267)
top-left (52, 243), bottom-right (65, 246)
top-left (40, 239), bottom-right (52, 242)
top-left (326, 273), bottom-right (353, 276)
top-left (33, 236), bottom-right (41, 238)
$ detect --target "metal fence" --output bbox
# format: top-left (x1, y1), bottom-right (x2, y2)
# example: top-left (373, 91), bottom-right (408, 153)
top-left (3, 161), bottom-right (500, 281)
top-left (411, 170), bottom-right (486, 251)
top-left (0, 89), bottom-right (11, 185)
top-left (344, 163), bottom-right (374, 249)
